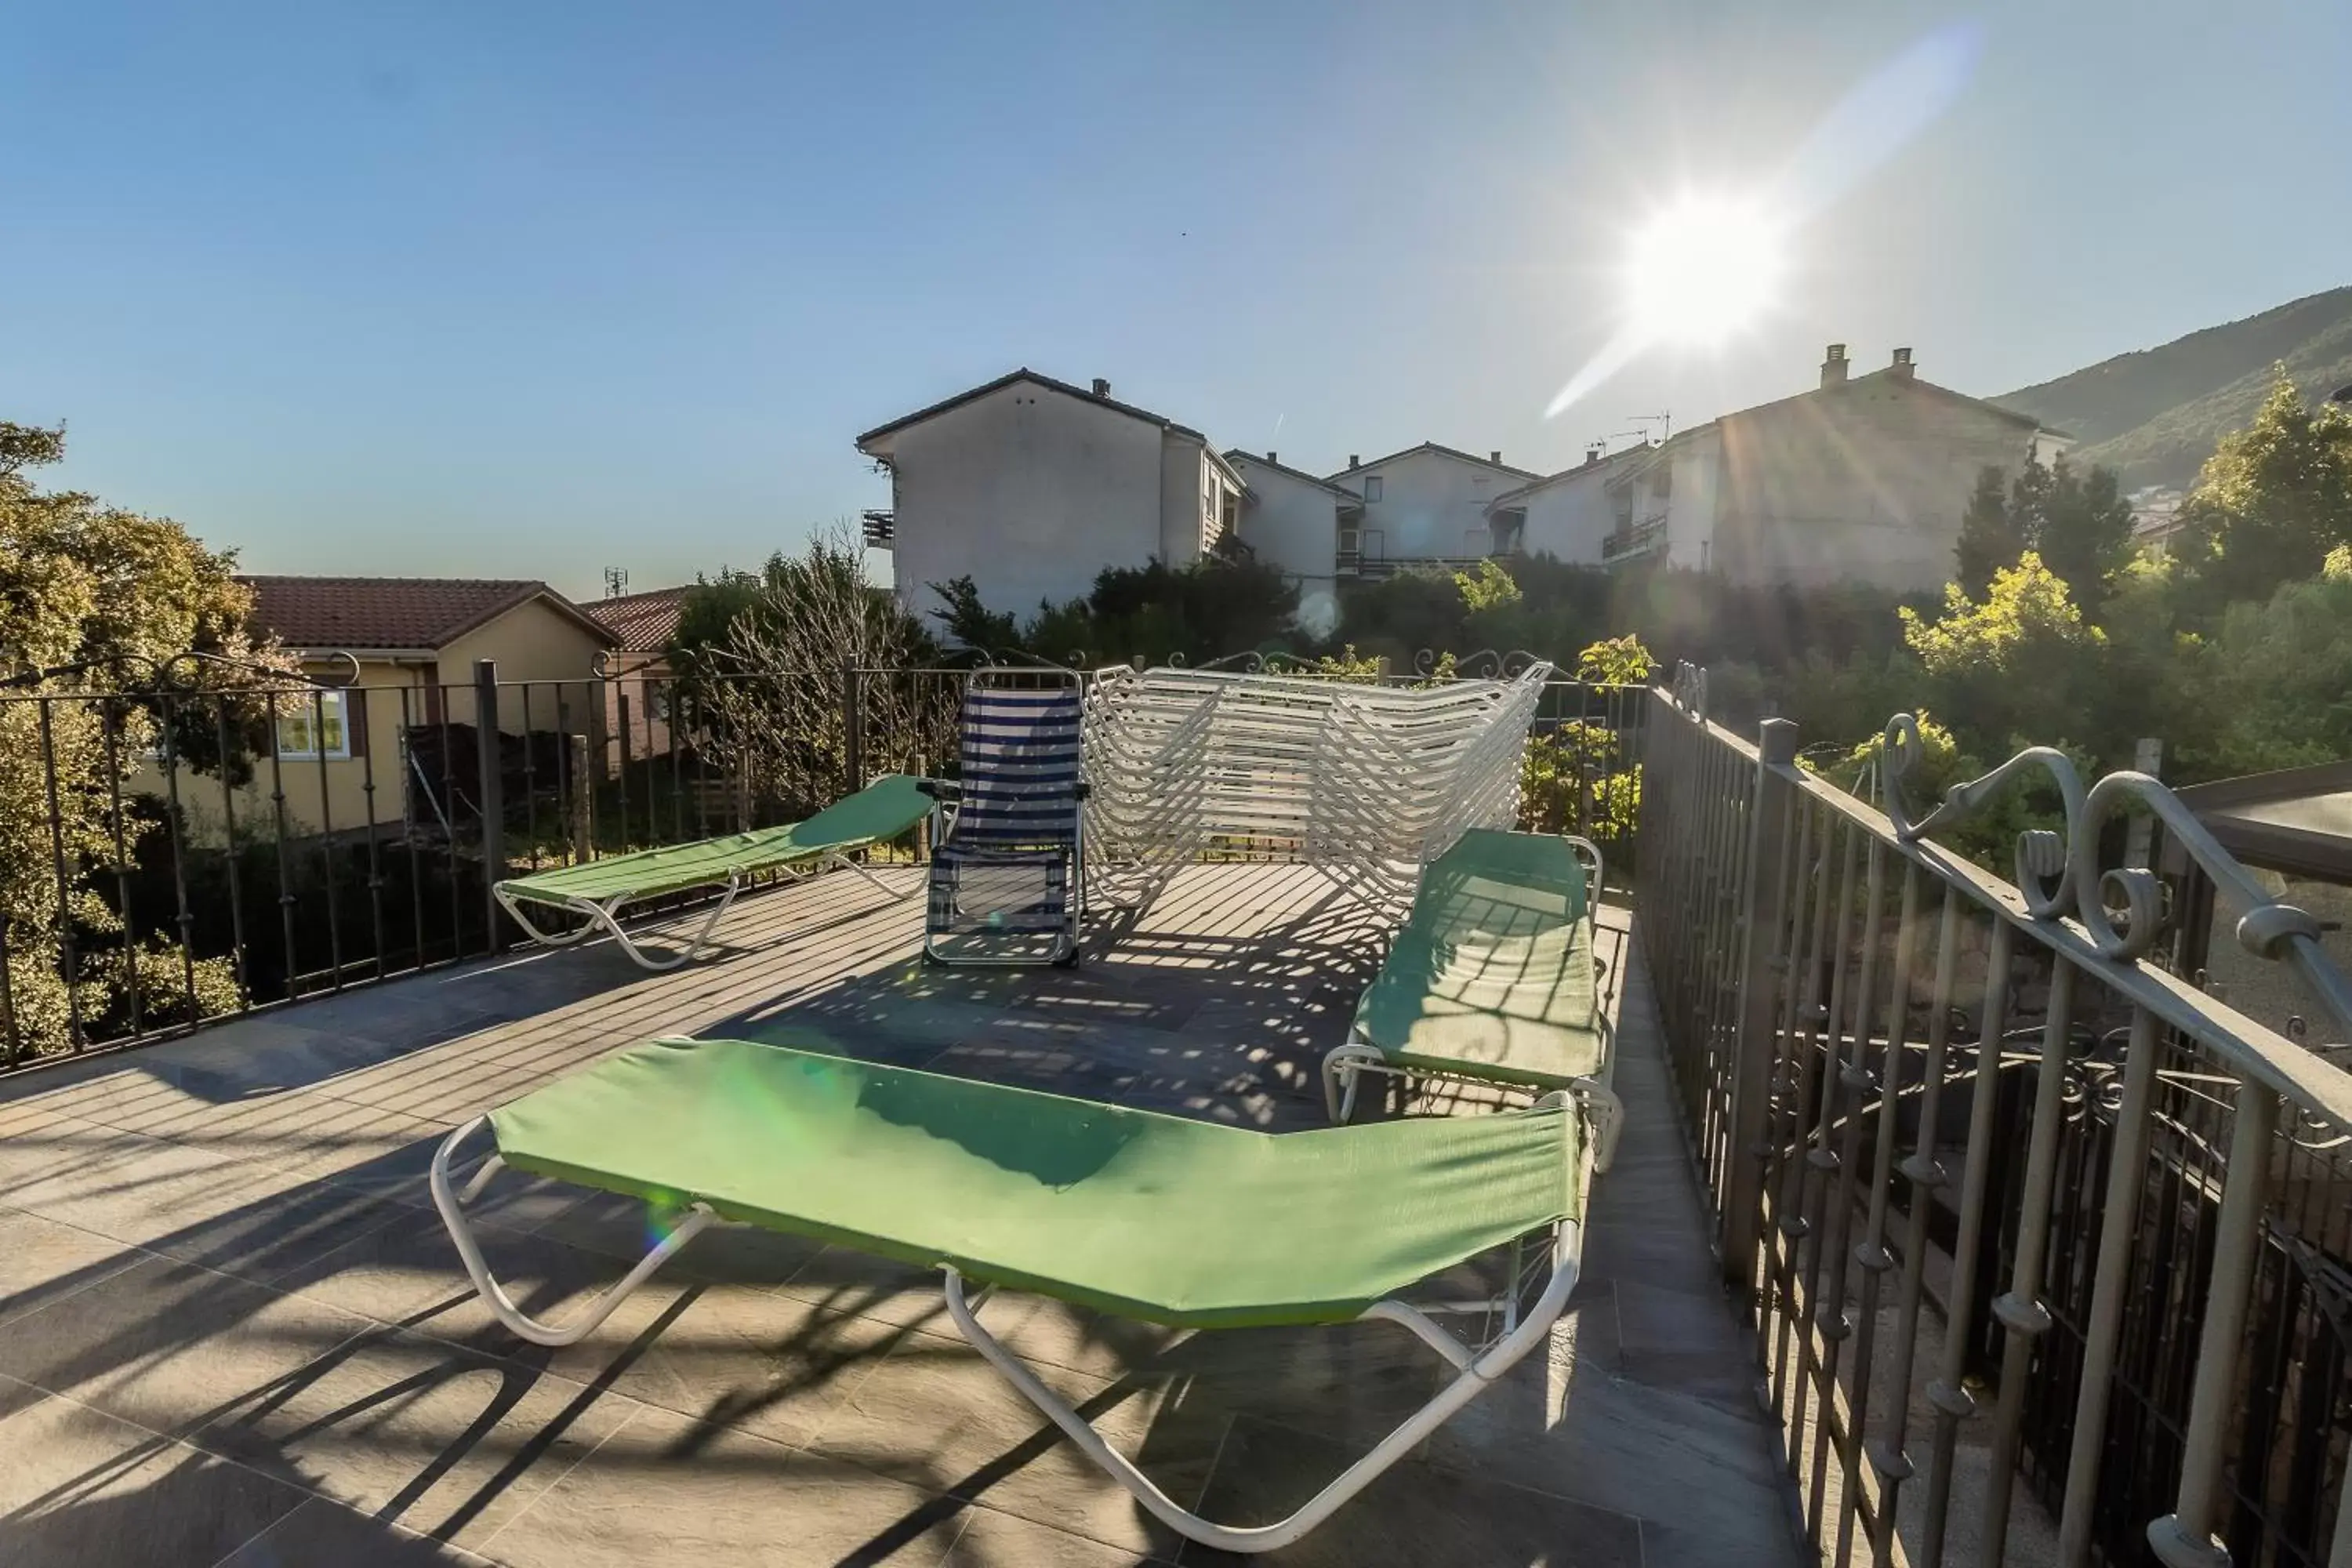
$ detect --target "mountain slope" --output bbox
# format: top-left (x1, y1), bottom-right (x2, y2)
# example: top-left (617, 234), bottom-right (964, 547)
top-left (1993, 286), bottom-right (2352, 488)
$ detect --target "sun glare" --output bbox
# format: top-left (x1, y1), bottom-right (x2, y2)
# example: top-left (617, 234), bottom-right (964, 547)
top-left (1624, 196), bottom-right (1786, 346)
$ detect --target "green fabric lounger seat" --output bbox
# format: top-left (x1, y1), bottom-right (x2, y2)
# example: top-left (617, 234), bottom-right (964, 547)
top-left (1325, 826), bottom-right (1621, 1141)
top-left (430, 1034), bottom-right (1592, 1554)
top-left (492, 773), bottom-right (931, 970)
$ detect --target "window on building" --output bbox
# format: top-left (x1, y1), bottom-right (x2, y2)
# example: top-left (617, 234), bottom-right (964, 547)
top-left (1363, 476), bottom-right (1384, 503)
top-left (275, 690), bottom-right (350, 760)
top-left (1218, 488), bottom-right (1238, 537)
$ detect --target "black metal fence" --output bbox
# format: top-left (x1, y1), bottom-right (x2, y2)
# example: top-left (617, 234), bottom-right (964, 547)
top-left (0, 654), bottom-right (1645, 1070)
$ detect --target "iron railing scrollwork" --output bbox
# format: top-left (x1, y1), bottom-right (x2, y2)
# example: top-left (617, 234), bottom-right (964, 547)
top-left (1642, 682), bottom-right (2352, 1568)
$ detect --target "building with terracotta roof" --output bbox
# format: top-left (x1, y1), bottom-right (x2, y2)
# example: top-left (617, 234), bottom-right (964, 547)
top-left (589, 586), bottom-right (686, 665)
top-left (228, 576), bottom-right (617, 836)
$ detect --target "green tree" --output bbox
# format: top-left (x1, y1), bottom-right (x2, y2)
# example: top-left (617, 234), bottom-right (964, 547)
top-left (696, 528), bottom-right (949, 817)
top-left (1953, 466), bottom-right (2026, 597)
top-left (2034, 459), bottom-right (2137, 615)
top-left (2175, 368), bottom-right (2352, 611)
top-left (1950, 455), bottom-right (2133, 612)
top-left (1, 421), bottom-right (258, 1054)
top-left (1897, 551), bottom-right (2117, 760)
top-left (924, 575), bottom-right (1022, 653)
top-left (2172, 567), bottom-right (2352, 777)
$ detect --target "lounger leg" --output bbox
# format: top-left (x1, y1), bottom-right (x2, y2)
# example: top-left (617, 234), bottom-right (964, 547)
top-left (833, 853), bottom-right (912, 899)
top-left (430, 1117), bottom-right (715, 1347)
top-left (1320, 1043), bottom-right (1388, 1125)
top-left (594, 874), bottom-right (742, 971)
top-left (940, 1225), bottom-right (1584, 1555)
top-left (495, 885), bottom-right (600, 949)
top-left (1566, 1075), bottom-right (1625, 1174)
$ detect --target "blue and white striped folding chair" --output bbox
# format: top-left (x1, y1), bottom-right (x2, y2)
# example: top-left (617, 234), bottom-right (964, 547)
top-left (921, 678), bottom-right (1087, 966)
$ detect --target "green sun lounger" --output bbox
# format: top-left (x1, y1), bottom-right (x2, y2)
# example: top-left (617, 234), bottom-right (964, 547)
top-left (492, 774), bottom-right (931, 970)
top-left (1324, 828), bottom-right (1621, 1144)
top-left (430, 1035), bottom-right (1592, 1554)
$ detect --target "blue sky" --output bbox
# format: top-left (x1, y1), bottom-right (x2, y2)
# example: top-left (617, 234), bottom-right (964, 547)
top-left (9, 1), bottom-right (2349, 601)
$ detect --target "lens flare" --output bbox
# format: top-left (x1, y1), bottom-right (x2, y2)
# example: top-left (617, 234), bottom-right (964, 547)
top-left (1541, 20), bottom-right (1983, 419)
top-left (1625, 196), bottom-right (1787, 347)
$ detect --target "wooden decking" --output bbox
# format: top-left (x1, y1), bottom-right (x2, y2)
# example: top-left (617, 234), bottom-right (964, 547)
top-left (0, 863), bottom-right (1799, 1567)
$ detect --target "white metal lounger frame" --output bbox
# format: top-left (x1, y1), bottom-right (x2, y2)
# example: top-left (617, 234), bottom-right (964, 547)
top-left (1082, 662), bottom-right (1552, 917)
top-left (493, 851), bottom-right (907, 972)
top-left (1322, 835), bottom-right (1617, 1129)
top-left (426, 1098), bottom-right (1591, 1555)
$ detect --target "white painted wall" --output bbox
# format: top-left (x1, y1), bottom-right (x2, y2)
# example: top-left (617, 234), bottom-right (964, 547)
top-left (1159, 433), bottom-right (1237, 568)
top-left (1231, 455), bottom-right (1346, 633)
top-left (1510, 460), bottom-right (1624, 564)
top-left (1231, 457), bottom-right (1341, 581)
top-left (1660, 430), bottom-right (1723, 571)
top-left (882, 381), bottom-right (1169, 622)
top-left (1327, 448), bottom-right (1523, 562)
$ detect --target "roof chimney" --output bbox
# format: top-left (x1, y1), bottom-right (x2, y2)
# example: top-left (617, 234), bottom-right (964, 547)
top-left (1820, 343), bottom-right (1849, 389)
top-left (1265, 449), bottom-right (1276, 465)
top-left (1091, 377), bottom-right (1111, 397)
top-left (1889, 347), bottom-right (1915, 381)
top-left (1584, 445), bottom-right (1604, 466)
top-left (1490, 450), bottom-right (1503, 466)
top-left (1348, 454), bottom-right (1360, 470)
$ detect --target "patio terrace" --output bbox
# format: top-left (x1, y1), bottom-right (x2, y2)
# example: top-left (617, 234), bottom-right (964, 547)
top-left (0, 862), bottom-right (1799, 1568)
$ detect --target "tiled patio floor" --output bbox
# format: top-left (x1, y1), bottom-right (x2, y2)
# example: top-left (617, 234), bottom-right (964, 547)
top-left (0, 863), bottom-right (1801, 1567)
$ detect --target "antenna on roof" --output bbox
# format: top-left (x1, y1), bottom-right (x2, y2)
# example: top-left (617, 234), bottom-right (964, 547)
top-left (1624, 411), bottom-right (1672, 442)
top-left (603, 568), bottom-right (628, 600)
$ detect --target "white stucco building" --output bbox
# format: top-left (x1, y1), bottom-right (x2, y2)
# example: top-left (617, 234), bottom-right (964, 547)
top-left (855, 369), bottom-right (1243, 622)
top-left (1486, 444), bottom-right (1653, 565)
top-left (1224, 450), bottom-right (1362, 636)
top-left (1482, 347), bottom-right (2074, 590)
top-left (1320, 444), bottom-right (1541, 572)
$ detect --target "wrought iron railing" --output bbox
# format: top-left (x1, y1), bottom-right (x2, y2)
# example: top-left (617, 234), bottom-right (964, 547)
top-left (0, 651), bottom-right (1643, 1071)
top-left (1638, 665), bottom-right (2352, 1568)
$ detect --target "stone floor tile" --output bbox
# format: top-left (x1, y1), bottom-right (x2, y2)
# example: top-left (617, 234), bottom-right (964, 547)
top-left (945, 1504), bottom-right (1171, 1566)
top-left (4, 1123), bottom-right (321, 1255)
top-left (481, 1402), bottom-right (964, 1567)
top-left (1180, 1414), bottom-right (1644, 1566)
top-left (1423, 1347), bottom-right (1795, 1560)
top-left (545, 1284), bottom-right (905, 1450)
top-left (139, 1175), bottom-right (419, 1287)
top-left (804, 1329), bottom-right (1202, 1560)
top-left (191, 1322), bottom-right (637, 1549)
top-left (213, 1496), bottom-right (499, 1566)
top-left (0, 1388), bottom-right (310, 1568)
top-left (0, 1254), bottom-right (375, 1441)
top-left (1578, 1218), bottom-right (1723, 1295)
top-left (0, 1208), bottom-right (145, 1330)
top-left (1612, 1277), bottom-right (1764, 1410)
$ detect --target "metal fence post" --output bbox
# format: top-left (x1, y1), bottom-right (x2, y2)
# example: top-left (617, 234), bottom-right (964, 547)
top-left (475, 659), bottom-right (503, 943)
top-left (1723, 716), bottom-right (1798, 1288)
top-left (842, 660), bottom-right (865, 796)
top-left (568, 733), bottom-right (593, 864)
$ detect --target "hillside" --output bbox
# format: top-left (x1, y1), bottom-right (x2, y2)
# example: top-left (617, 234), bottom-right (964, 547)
top-left (1993, 286), bottom-right (2352, 488)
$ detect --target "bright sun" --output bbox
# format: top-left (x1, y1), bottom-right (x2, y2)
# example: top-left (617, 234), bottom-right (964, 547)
top-left (1625, 196), bottom-right (1786, 345)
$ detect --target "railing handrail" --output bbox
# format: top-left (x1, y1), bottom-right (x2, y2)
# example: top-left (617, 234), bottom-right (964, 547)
top-left (1651, 686), bottom-right (2352, 1133)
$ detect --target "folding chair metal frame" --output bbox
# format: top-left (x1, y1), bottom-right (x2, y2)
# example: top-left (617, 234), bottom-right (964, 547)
top-left (923, 670), bottom-right (1089, 969)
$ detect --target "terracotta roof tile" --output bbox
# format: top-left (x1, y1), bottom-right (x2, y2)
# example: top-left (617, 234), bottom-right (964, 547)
top-left (590, 586), bottom-right (686, 653)
top-left (239, 576), bottom-right (615, 652)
